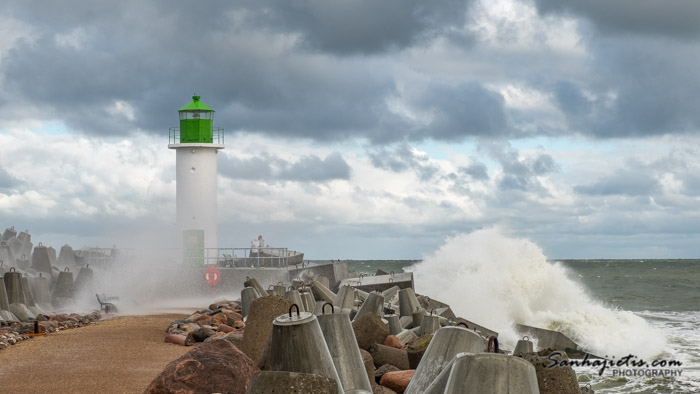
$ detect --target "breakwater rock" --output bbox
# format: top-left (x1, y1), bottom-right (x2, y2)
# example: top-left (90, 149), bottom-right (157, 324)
top-left (0, 310), bottom-right (101, 351)
top-left (153, 272), bottom-right (590, 393)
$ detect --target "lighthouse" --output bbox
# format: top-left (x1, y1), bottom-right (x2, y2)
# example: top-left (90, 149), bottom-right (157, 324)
top-left (168, 95), bottom-right (224, 265)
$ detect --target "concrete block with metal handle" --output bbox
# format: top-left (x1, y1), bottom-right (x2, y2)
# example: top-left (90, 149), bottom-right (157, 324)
top-left (268, 305), bottom-right (345, 393)
top-left (317, 303), bottom-right (373, 394)
top-left (0, 277), bottom-right (19, 322)
top-left (353, 291), bottom-right (384, 321)
top-left (4, 268), bottom-right (35, 321)
top-left (443, 353), bottom-right (539, 394)
top-left (241, 286), bottom-right (261, 318)
top-left (404, 326), bottom-right (487, 394)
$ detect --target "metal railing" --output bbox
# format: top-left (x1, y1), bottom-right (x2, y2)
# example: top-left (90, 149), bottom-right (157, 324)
top-left (70, 246), bottom-right (300, 269)
top-left (168, 127), bottom-right (225, 144)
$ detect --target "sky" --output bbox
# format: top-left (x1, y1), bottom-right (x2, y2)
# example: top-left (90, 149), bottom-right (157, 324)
top-left (1, 0), bottom-right (700, 259)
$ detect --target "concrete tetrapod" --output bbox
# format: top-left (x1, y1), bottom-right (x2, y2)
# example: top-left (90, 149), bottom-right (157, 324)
top-left (398, 288), bottom-right (421, 317)
top-left (513, 336), bottom-right (535, 356)
top-left (311, 281), bottom-right (337, 304)
top-left (381, 285), bottom-right (401, 302)
top-left (2, 226), bottom-right (17, 241)
top-left (244, 277), bottom-right (269, 298)
top-left (21, 276), bottom-right (45, 317)
top-left (443, 353), bottom-right (539, 394)
top-left (241, 287), bottom-right (261, 318)
top-left (31, 243), bottom-right (52, 275)
top-left (73, 265), bottom-right (94, 296)
top-left (52, 267), bottom-right (74, 308)
top-left (283, 289), bottom-right (304, 312)
top-left (300, 290), bottom-right (316, 313)
top-left (57, 244), bottom-right (76, 267)
top-left (333, 285), bottom-right (356, 310)
top-left (3, 268), bottom-right (36, 321)
top-left (423, 352), bottom-right (465, 394)
top-left (268, 306), bottom-right (345, 394)
top-left (353, 292), bottom-right (384, 322)
top-left (317, 304), bottom-right (373, 394)
top-left (0, 278), bottom-right (19, 322)
top-left (30, 273), bottom-right (53, 313)
top-left (404, 326), bottom-right (487, 394)
top-left (385, 314), bottom-right (402, 335)
top-left (418, 314), bottom-right (441, 336)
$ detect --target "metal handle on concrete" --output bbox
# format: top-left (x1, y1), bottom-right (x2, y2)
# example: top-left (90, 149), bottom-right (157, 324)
top-left (322, 302), bottom-right (334, 315)
top-left (268, 285), bottom-right (275, 290)
top-left (430, 309), bottom-right (434, 316)
top-left (9, 267), bottom-right (15, 272)
top-left (582, 384), bottom-right (591, 393)
top-left (289, 304), bottom-right (300, 318)
top-left (389, 278), bottom-right (394, 282)
top-left (487, 335), bottom-right (499, 353)
top-left (457, 321), bottom-right (469, 329)
top-left (523, 336), bottom-right (529, 341)
top-left (390, 271), bottom-right (394, 276)
top-left (65, 267), bottom-right (70, 272)
top-left (277, 281), bottom-right (284, 286)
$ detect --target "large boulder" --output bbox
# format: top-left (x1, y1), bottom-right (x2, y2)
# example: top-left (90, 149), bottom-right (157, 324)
top-left (352, 312), bottom-right (389, 350)
top-left (240, 296), bottom-right (292, 364)
top-left (145, 338), bottom-right (258, 394)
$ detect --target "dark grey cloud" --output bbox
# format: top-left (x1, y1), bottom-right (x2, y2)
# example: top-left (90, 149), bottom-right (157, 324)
top-left (534, 0), bottom-right (700, 38)
top-left (255, 0), bottom-right (471, 55)
top-left (551, 33), bottom-right (700, 138)
top-left (413, 83), bottom-right (511, 141)
top-left (220, 151), bottom-right (350, 183)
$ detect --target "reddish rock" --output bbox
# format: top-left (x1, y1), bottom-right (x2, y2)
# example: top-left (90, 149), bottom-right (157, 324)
top-left (145, 338), bottom-right (258, 394)
top-left (164, 334), bottom-right (189, 346)
top-left (217, 324), bottom-right (234, 333)
top-left (220, 309), bottom-right (243, 325)
top-left (379, 370), bottom-right (414, 394)
top-left (383, 335), bottom-right (403, 349)
top-left (233, 320), bottom-right (245, 329)
top-left (375, 364), bottom-right (401, 384)
top-left (211, 313), bottom-right (228, 325)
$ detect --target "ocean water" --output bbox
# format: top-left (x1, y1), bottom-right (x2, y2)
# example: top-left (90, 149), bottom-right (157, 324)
top-left (339, 230), bottom-right (700, 394)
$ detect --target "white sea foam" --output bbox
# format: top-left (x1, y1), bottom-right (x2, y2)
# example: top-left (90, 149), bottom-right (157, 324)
top-left (408, 228), bottom-right (667, 358)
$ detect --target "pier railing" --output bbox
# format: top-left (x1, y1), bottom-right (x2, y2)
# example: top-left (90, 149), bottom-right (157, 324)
top-left (70, 246), bottom-right (300, 269)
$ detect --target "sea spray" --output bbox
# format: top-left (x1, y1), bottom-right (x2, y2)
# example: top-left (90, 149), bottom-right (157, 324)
top-left (408, 228), bottom-right (667, 358)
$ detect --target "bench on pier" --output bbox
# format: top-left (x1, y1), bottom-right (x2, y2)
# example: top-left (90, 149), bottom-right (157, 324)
top-left (96, 293), bottom-right (119, 314)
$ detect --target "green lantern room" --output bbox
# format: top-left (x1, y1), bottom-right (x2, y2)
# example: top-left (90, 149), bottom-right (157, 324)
top-left (179, 95), bottom-right (214, 143)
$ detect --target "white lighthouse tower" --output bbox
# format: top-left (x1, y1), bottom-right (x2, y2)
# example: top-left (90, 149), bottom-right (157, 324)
top-left (168, 95), bottom-right (224, 265)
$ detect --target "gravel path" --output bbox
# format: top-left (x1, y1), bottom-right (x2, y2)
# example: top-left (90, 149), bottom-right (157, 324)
top-left (0, 314), bottom-right (190, 393)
